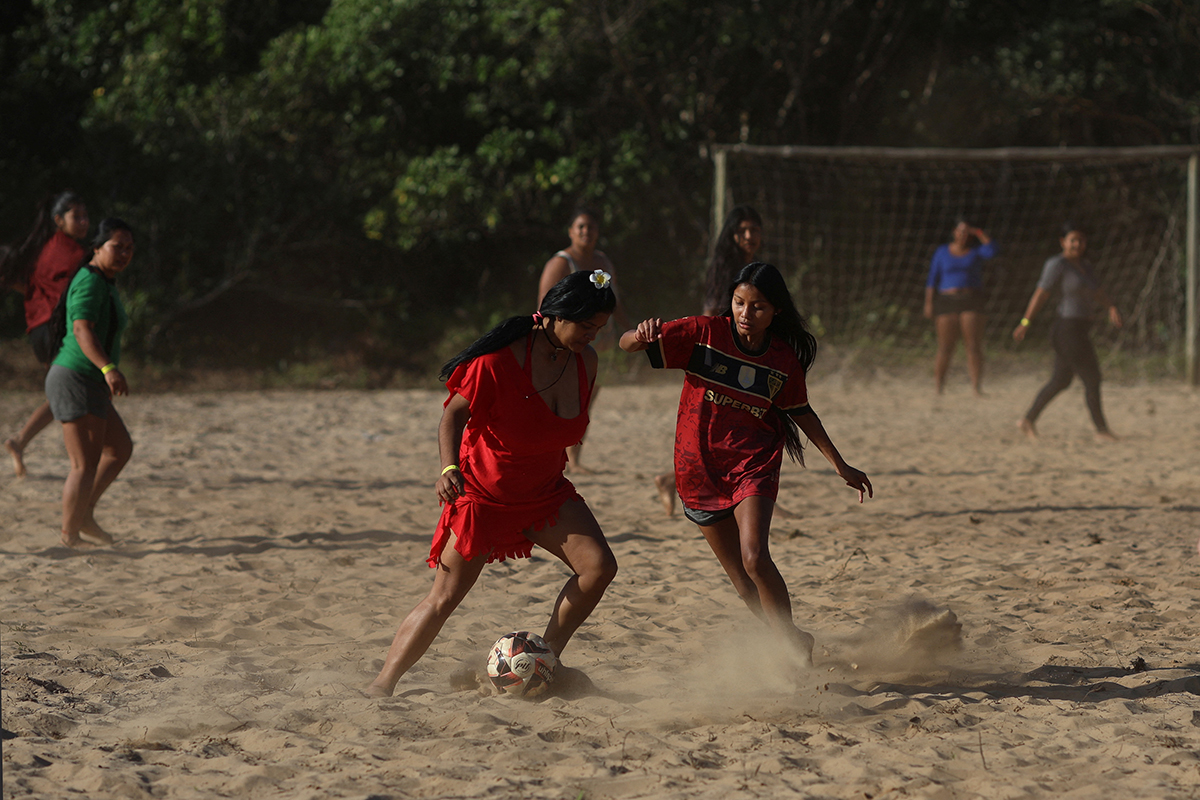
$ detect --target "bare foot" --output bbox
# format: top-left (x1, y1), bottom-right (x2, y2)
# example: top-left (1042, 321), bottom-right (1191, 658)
top-left (364, 683), bottom-right (393, 698)
top-left (1095, 430), bottom-right (1119, 442)
top-left (653, 473), bottom-right (676, 516)
top-left (564, 445), bottom-right (595, 475)
top-left (1018, 418), bottom-right (1038, 440)
top-left (789, 627), bottom-right (816, 669)
top-left (79, 517), bottom-right (115, 545)
top-left (4, 438), bottom-right (26, 479)
top-left (60, 531), bottom-right (96, 549)
top-left (550, 664), bottom-right (600, 699)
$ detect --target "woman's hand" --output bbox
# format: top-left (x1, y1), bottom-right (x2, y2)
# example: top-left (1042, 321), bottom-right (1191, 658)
top-left (620, 318), bottom-right (663, 352)
top-left (1012, 322), bottom-right (1029, 342)
top-left (923, 302), bottom-right (933, 320)
top-left (436, 467), bottom-right (463, 504)
top-left (1108, 305), bottom-right (1123, 328)
top-left (635, 318), bottom-right (662, 344)
top-left (837, 464), bottom-right (873, 503)
top-left (105, 368), bottom-right (128, 397)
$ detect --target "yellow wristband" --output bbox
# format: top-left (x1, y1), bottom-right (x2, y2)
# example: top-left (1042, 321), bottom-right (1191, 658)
top-left (101, 363), bottom-right (118, 375)
top-left (440, 464), bottom-right (460, 476)
top-left (1019, 318), bottom-right (1031, 327)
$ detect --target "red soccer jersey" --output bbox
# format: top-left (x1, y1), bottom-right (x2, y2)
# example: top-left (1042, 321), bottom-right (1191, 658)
top-left (648, 315), bottom-right (810, 510)
top-left (24, 231), bottom-right (84, 331)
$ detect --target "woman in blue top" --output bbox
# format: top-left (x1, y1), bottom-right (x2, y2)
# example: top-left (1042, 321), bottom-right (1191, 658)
top-left (1012, 224), bottom-right (1122, 441)
top-left (44, 218), bottom-right (135, 548)
top-left (923, 220), bottom-right (997, 395)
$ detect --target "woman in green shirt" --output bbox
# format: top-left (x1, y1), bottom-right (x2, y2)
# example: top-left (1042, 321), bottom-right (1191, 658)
top-left (44, 218), bottom-right (135, 548)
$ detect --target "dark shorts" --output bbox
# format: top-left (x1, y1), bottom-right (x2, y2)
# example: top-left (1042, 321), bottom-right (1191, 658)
top-left (29, 322), bottom-right (57, 366)
top-left (933, 291), bottom-right (984, 316)
top-left (45, 365), bottom-right (111, 422)
top-left (682, 503), bottom-right (736, 526)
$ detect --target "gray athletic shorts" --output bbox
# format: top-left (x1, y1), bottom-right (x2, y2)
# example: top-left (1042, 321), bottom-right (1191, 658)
top-left (45, 365), bottom-right (111, 422)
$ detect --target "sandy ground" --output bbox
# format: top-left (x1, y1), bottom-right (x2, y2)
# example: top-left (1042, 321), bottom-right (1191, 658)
top-left (2, 367), bottom-right (1199, 799)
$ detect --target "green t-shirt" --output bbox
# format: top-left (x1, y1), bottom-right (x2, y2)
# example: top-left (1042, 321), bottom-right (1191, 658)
top-left (51, 266), bottom-right (127, 382)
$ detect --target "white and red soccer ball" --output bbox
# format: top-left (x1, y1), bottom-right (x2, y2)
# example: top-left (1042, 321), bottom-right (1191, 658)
top-left (486, 631), bottom-right (557, 697)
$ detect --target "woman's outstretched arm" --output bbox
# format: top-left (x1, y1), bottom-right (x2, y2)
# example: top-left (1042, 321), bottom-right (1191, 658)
top-left (792, 409), bottom-right (873, 502)
top-left (619, 318), bottom-right (662, 353)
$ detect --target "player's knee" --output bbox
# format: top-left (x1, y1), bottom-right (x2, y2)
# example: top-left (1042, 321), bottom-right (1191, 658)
top-left (740, 549), bottom-right (771, 581)
top-left (422, 590), bottom-right (465, 620)
top-left (114, 436), bottom-right (134, 463)
top-left (598, 553), bottom-right (618, 587)
top-left (583, 550), bottom-right (618, 590)
top-left (1049, 374), bottom-right (1073, 392)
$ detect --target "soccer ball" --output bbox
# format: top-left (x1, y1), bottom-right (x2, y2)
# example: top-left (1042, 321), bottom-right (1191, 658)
top-left (486, 632), bottom-right (557, 697)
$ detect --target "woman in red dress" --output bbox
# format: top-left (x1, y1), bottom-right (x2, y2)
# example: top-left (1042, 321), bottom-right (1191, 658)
top-left (368, 269), bottom-right (619, 697)
top-left (1, 191), bottom-right (90, 477)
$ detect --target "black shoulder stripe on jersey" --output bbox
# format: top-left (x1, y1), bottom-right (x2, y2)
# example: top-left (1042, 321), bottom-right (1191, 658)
top-left (646, 340), bottom-right (665, 369)
top-left (684, 343), bottom-right (789, 402)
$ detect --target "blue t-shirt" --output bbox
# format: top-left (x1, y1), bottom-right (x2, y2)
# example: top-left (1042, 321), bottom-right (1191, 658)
top-left (925, 242), bottom-right (997, 291)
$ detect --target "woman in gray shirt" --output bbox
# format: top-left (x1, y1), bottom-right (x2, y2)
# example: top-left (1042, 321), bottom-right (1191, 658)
top-left (1012, 224), bottom-right (1122, 440)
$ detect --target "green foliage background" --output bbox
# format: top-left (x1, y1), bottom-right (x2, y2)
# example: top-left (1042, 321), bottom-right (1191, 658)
top-left (2, 0), bottom-right (1197, 381)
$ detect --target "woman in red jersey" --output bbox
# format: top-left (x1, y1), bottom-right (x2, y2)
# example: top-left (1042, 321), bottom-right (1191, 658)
top-left (621, 262), bottom-right (871, 668)
top-left (0, 191), bottom-right (91, 478)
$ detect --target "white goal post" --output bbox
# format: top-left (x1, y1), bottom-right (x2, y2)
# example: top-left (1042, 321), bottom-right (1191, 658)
top-left (711, 145), bottom-right (1200, 384)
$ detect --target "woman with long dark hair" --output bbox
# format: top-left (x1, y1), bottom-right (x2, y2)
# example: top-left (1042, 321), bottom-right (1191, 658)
top-left (368, 270), bottom-right (619, 697)
top-left (621, 262), bottom-right (872, 668)
top-left (1013, 224), bottom-right (1122, 440)
top-left (702, 206), bottom-right (763, 317)
top-left (45, 218), bottom-right (135, 548)
top-left (1, 191), bottom-right (90, 477)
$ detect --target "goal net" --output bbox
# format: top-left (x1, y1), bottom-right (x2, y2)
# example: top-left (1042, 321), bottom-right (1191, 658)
top-left (712, 145), bottom-right (1197, 353)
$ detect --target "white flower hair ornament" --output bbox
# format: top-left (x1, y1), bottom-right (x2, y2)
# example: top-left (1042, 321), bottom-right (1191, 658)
top-left (590, 270), bottom-right (612, 289)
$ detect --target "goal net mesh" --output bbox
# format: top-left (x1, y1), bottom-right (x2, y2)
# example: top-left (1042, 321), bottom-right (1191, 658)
top-left (716, 147), bottom-right (1192, 351)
